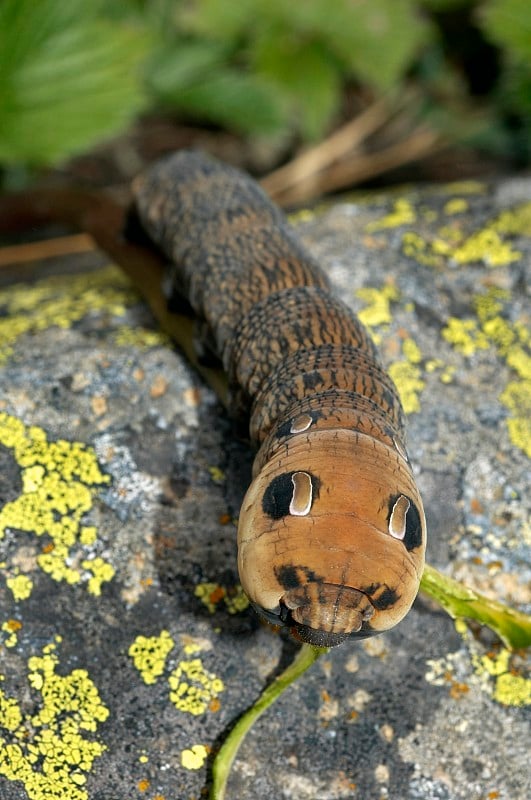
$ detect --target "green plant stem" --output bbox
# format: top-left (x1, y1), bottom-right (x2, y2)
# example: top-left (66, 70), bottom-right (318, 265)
top-left (210, 566), bottom-right (530, 799)
top-left (210, 643), bottom-right (328, 800)
top-left (420, 563), bottom-right (531, 650)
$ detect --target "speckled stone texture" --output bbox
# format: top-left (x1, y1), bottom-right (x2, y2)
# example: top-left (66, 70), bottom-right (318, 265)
top-left (0, 176), bottom-right (529, 800)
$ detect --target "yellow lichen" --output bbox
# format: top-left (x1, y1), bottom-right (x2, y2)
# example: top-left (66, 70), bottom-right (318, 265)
top-left (6, 575), bottom-right (33, 601)
top-left (431, 237), bottom-right (454, 256)
top-left (437, 224), bottom-right (467, 244)
top-left (402, 231), bottom-right (443, 267)
top-left (1, 620), bottom-right (21, 649)
top-left (492, 201), bottom-right (531, 236)
top-left (181, 744), bottom-right (208, 770)
top-left (402, 338), bottom-right (422, 364)
top-left (207, 466), bottom-right (225, 484)
top-left (223, 584), bottom-right (250, 614)
top-left (439, 366), bottom-right (456, 384)
top-left (388, 361), bottom-right (425, 414)
top-left (441, 318), bottom-right (490, 356)
top-left (78, 527), bottom-right (97, 546)
top-left (452, 229), bottom-right (521, 267)
top-left (81, 558), bottom-right (116, 597)
top-left (112, 325), bottom-right (169, 349)
top-left (0, 265), bottom-right (135, 364)
top-left (424, 360), bottom-right (455, 384)
top-left (448, 288), bottom-right (531, 457)
top-left (499, 381), bottom-right (531, 458)
top-left (472, 649), bottom-right (531, 707)
top-left (356, 284), bottom-right (400, 328)
top-left (388, 337), bottom-right (425, 414)
top-left (443, 181), bottom-right (485, 194)
top-left (493, 673), bottom-right (531, 707)
top-left (426, 623), bottom-right (531, 708)
top-left (366, 199), bottom-right (416, 232)
top-left (168, 659), bottom-right (224, 716)
top-left (128, 631), bottom-right (175, 685)
top-left (0, 413), bottom-right (113, 595)
top-left (473, 287), bottom-right (511, 323)
top-left (128, 631), bottom-right (225, 720)
top-left (400, 196), bottom-right (530, 270)
top-left (0, 639), bottom-right (109, 800)
top-left (444, 198), bottom-right (468, 215)
top-left (194, 582), bottom-right (223, 614)
top-left (355, 283), bottom-right (427, 414)
top-left (194, 582), bottom-right (249, 615)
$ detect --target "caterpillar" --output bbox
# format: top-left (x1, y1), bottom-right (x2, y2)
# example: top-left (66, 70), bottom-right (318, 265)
top-left (128, 150), bottom-right (427, 647)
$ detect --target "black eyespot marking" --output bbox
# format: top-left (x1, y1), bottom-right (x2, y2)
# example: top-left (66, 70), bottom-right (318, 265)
top-left (371, 586), bottom-right (399, 610)
top-left (388, 494), bottom-right (423, 551)
top-left (262, 472), bottom-right (296, 519)
top-left (274, 564), bottom-right (321, 591)
top-left (262, 472), bottom-right (320, 519)
top-left (276, 420), bottom-right (294, 438)
top-left (275, 565), bottom-right (301, 590)
top-left (403, 500), bottom-right (422, 551)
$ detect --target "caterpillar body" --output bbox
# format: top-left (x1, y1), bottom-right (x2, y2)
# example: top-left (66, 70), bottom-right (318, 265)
top-left (131, 150), bottom-right (427, 647)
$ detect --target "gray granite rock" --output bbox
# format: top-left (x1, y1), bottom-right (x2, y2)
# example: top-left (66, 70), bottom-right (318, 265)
top-left (0, 176), bottom-right (529, 800)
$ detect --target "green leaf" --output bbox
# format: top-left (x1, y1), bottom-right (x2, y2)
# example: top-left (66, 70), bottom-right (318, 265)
top-left (157, 67), bottom-right (287, 136)
top-left (321, 0), bottom-right (432, 90)
top-left (0, 0), bottom-right (149, 166)
top-left (419, 0), bottom-right (470, 10)
top-left (148, 40), bottom-right (229, 96)
top-left (253, 33), bottom-right (342, 139)
top-left (480, 0), bottom-right (531, 63)
top-left (177, 0), bottom-right (258, 41)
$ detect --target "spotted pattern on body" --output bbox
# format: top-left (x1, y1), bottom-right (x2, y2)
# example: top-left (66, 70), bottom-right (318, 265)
top-left (131, 151), bottom-right (427, 646)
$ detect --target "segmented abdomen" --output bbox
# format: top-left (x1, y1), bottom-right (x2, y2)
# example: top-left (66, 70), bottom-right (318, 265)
top-left (132, 150), bottom-right (426, 647)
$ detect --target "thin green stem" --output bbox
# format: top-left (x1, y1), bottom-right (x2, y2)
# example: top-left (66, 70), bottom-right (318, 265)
top-left (210, 644), bottom-right (328, 800)
top-left (420, 563), bottom-right (531, 650)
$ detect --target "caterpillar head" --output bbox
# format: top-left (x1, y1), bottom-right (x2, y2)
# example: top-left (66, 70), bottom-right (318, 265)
top-left (237, 429), bottom-right (426, 647)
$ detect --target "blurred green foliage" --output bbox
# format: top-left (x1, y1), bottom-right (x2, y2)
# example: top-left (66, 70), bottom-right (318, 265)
top-left (0, 0), bottom-right (530, 171)
top-left (0, 0), bottom-right (150, 166)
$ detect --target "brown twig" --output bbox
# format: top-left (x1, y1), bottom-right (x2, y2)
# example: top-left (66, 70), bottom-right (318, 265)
top-left (0, 233), bottom-right (95, 267)
top-left (260, 99), bottom-right (391, 199)
top-left (267, 127), bottom-right (443, 207)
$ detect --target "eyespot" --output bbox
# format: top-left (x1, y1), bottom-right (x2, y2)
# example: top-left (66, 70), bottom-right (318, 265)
top-left (388, 494), bottom-right (423, 551)
top-left (370, 586), bottom-right (400, 611)
top-left (290, 413), bottom-right (313, 434)
top-left (289, 472), bottom-right (313, 516)
top-left (262, 471), bottom-right (317, 519)
top-left (389, 495), bottom-right (409, 540)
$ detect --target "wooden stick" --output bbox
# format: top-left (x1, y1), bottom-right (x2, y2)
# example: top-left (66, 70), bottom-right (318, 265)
top-left (269, 128), bottom-right (443, 206)
top-left (261, 99), bottom-right (391, 198)
top-left (0, 233), bottom-right (95, 267)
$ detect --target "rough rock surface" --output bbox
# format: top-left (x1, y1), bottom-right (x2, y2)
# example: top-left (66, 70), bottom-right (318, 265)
top-left (0, 176), bottom-right (529, 800)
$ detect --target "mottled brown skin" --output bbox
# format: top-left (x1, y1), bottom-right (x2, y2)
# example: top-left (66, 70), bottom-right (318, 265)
top-left (132, 150), bottom-right (426, 647)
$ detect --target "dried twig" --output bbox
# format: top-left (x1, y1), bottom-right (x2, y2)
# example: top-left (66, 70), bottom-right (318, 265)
top-left (266, 127), bottom-right (443, 207)
top-left (0, 232), bottom-right (94, 267)
top-left (261, 99), bottom-right (391, 198)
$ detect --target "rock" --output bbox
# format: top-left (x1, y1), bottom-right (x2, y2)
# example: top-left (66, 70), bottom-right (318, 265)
top-left (0, 176), bottom-right (529, 800)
